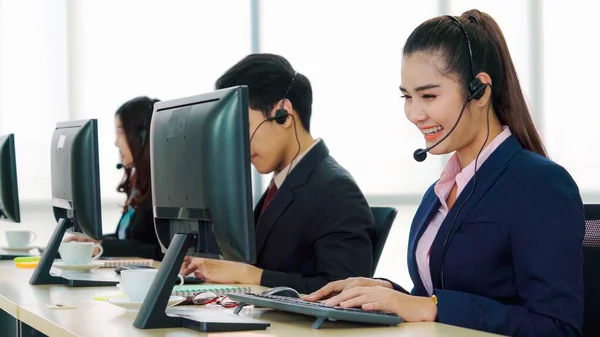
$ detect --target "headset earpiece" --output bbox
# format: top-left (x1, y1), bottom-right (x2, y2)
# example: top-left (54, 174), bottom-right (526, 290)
top-left (139, 129), bottom-right (147, 146)
top-left (270, 72), bottom-right (297, 125)
top-left (447, 15), bottom-right (487, 102)
top-left (273, 109), bottom-right (289, 125)
top-left (468, 78), bottom-right (486, 101)
top-left (140, 110), bottom-right (152, 147)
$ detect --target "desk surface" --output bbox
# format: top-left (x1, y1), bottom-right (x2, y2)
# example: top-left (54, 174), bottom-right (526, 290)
top-left (0, 261), bottom-right (120, 316)
top-left (17, 300), bottom-right (501, 337)
top-left (0, 247), bottom-right (504, 337)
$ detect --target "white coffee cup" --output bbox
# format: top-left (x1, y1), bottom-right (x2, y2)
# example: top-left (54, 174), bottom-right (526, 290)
top-left (58, 241), bottom-right (103, 265)
top-left (119, 269), bottom-right (184, 302)
top-left (5, 230), bottom-right (37, 248)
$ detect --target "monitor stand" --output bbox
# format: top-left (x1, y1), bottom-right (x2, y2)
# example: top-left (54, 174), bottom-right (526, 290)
top-left (133, 232), bottom-right (270, 333)
top-left (29, 217), bottom-right (118, 287)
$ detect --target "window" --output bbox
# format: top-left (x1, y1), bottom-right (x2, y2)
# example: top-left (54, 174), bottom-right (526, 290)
top-left (68, 0), bottom-right (252, 203)
top-left (449, 0), bottom-right (533, 104)
top-left (543, 1), bottom-right (600, 197)
top-left (260, 0), bottom-right (440, 195)
top-left (0, 0), bottom-right (69, 201)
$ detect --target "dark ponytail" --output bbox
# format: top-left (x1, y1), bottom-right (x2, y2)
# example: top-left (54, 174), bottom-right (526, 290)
top-left (403, 9), bottom-right (547, 157)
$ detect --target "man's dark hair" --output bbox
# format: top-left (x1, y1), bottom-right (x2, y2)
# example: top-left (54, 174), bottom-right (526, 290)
top-left (215, 53), bottom-right (313, 132)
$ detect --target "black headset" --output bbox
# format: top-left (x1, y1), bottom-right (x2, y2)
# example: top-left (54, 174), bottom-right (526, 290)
top-left (447, 15), bottom-right (486, 102)
top-left (249, 72), bottom-right (297, 142)
top-left (139, 99), bottom-right (159, 147)
top-left (248, 72), bottom-right (301, 179)
top-left (270, 72), bottom-right (297, 125)
top-left (117, 99), bottom-right (157, 170)
top-left (139, 117), bottom-right (149, 147)
top-left (412, 16), bottom-right (488, 163)
top-left (437, 15), bottom-right (492, 290)
top-left (270, 107), bottom-right (289, 125)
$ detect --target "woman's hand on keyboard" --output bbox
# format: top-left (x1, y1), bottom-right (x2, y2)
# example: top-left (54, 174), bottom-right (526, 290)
top-left (318, 285), bottom-right (437, 322)
top-left (303, 277), bottom-right (392, 302)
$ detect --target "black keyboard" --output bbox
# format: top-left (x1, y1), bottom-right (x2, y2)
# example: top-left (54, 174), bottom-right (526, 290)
top-left (229, 293), bottom-right (403, 329)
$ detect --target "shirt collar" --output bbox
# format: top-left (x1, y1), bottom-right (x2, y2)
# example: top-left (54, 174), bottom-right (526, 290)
top-left (272, 138), bottom-right (321, 188)
top-left (435, 126), bottom-right (512, 199)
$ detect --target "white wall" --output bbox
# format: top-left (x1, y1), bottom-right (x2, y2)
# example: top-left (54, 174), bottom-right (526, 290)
top-left (260, 1), bottom-right (441, 194)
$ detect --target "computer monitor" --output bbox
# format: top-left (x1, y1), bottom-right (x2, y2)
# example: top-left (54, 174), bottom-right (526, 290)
top-left (0, 133), bottom-right (20, 223)
top-left (133, 86), bottom-right (268, 332)
top-left (29, 119), bottom-right (117, 287)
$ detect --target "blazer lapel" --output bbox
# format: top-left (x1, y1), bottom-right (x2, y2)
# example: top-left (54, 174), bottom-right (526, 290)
top-left (407, 188), bottom-right (440, 294)
top-left (254, 186), bottom-right (294, 258)
top-left (428, 136), bottom-right (522, 289)
top-left (253, 191), bottom-right (266, 225)
top-left (254, 140), bottom-right (330, 258)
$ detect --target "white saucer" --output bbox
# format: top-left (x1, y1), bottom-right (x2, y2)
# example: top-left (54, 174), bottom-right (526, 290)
top-left (106, 296), bottom-right (186, 310)
top-left (52, 261), bottom-right (105, 271)
top-left (0, 245), bottom-right (37, 252)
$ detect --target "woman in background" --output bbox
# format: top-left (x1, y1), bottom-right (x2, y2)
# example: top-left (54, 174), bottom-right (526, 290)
top-left (65, 96), bottom-right (162, 259)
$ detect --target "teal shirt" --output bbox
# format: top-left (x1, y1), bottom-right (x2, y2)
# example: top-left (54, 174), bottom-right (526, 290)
top-left (117, 190), bottom-right (136, 240)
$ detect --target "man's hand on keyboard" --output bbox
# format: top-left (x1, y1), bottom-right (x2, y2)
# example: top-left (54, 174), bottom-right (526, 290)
top-left (179, 256), bottom-right (263, 284)
top-left (63, 234), bottom-right (102, 256)
top-left (303, 277), bottom-right (392, 302)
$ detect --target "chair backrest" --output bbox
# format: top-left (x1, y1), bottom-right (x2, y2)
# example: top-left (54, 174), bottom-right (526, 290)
top-left (583, 204), bottom-right (600, 337)
top-left (370, 206), bottom-right (397, 277)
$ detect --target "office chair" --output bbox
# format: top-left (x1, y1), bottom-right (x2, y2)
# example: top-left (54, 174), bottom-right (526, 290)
top-left (369, 207), bottom-right (397, 277)
top-left (583, 204), bottom-right (600, 337)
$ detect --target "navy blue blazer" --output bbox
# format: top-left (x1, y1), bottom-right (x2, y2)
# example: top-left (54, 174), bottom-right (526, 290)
top-left (390, 135), bottom-right (584, 336)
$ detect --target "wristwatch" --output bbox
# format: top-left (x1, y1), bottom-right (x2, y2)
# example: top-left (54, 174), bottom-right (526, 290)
top-left (431, 294), bottom-right (439, 322)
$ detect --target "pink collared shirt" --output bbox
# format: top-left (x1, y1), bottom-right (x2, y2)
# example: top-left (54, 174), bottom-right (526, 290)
top-left (416, 126), bottom-right (512, 296)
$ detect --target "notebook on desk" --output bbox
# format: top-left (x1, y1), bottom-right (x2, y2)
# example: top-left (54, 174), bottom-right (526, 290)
top-left (174, 285), bottom-right (252, 305)
top-left (173, 285), bottom-right (251, 298)
top-left (100, 259), bottom-right (153, 268)
top-left (94, 284), bottom-right (251, 303)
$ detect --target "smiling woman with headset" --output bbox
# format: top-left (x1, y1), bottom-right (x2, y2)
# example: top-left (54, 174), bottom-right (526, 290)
top-left (306, 9), bottom-right (584, 337)
top-left (65, 96), bottom-right (163, 259)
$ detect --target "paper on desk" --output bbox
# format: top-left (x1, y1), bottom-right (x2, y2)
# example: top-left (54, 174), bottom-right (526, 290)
top-left (93, 293), bottom-right (126, 301)
top-left (208, 332), bottom-right (273, 337)
top-left (40, 303), bottom-right (76, 310)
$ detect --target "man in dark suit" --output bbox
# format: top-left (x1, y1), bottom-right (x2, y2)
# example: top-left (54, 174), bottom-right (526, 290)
top-left (180, 53), bottom-right (375, 293)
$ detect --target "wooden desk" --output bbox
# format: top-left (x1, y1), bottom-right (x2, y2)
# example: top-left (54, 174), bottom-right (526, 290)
top-left (0, 261), bottom-right (120, 314)
top-left (17, 300), bottom-right (502, 337)
top-left (18, 302), bottom-right (193, 337)
top-left (0, 262), bottom-right (502, 336)
top-left (0, 259), bottom-right (120, 337)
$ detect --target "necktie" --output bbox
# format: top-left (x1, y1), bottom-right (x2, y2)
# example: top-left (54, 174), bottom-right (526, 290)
top-left (260, 183), bottom-right (278, 215)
